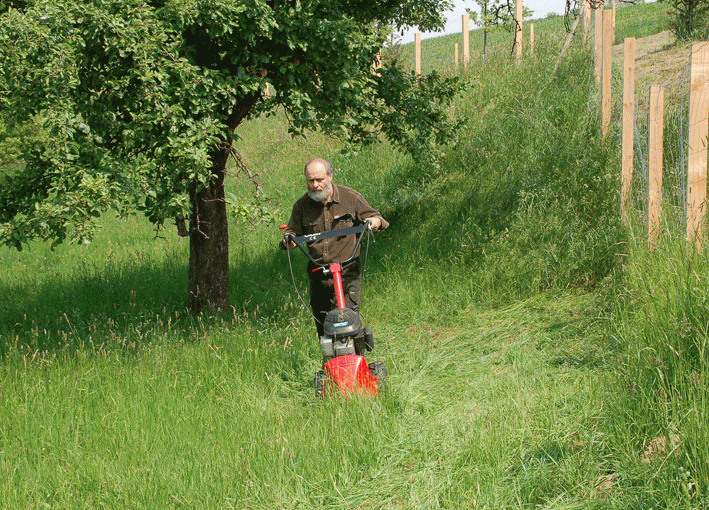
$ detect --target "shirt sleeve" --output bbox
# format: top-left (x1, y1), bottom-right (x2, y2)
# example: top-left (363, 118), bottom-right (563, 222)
top-left (354, 192), bottom-right (389, 231)
top-left (286, 205), bottom-right (303, 236)
top-left (279, 198), bottom-right (305, 250)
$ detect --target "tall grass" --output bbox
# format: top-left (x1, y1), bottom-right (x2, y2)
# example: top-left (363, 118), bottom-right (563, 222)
top-left (604, 94), bottom-right (709, 505)
top-left (598, 24), bottom-right (709, 505)
top-left (605, 232), bottom-right (709, 508)
top-left (358, 45), bottom-right (625, 318)
top-left (614, 1), bottom-right (670, 41)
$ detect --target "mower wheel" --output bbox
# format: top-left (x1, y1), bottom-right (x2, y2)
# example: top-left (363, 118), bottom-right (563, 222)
top-left (363, 327), bottom-right (374, 351)
top-left (368, 361), bottom-right (387, 394)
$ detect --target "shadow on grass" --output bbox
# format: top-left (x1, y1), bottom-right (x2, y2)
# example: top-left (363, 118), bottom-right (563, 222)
top-left (0, 256), bottom-right (186, 355)
top-left (0, 243), bottom-right (305, 356)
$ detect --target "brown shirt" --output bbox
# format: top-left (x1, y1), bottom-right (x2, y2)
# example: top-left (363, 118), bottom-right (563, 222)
top-left (283, 184), bottom-right (388, 265)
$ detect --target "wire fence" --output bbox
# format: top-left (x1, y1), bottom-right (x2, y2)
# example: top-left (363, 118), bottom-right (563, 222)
top-left (614, 29), bottom-right (701, 247)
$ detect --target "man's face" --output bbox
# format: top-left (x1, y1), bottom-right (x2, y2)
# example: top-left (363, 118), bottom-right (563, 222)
top-left (305, 163), bottom-right (333, 202)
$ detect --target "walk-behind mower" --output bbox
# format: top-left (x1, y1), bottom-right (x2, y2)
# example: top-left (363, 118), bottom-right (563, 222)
top-left (281, 221), bottom-right (387, 398)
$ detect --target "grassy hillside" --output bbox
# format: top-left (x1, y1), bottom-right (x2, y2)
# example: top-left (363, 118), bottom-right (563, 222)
top-left (1, 4), bottom-right (706, 508)
top-left (397, 1), bottom-right (668, 75)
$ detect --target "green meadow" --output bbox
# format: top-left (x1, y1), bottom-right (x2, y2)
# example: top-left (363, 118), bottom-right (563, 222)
top-left (3, 3), bottom-right (708, 508)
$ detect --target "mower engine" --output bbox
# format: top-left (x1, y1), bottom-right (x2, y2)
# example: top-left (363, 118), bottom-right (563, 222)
top-left (316, 306), bottom-right (385, 398)
top-left (319, 307), bottom-right (373, 360)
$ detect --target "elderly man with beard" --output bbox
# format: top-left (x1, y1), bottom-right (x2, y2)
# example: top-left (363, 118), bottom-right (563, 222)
top-left (280, 158), bottom-right (388, 337)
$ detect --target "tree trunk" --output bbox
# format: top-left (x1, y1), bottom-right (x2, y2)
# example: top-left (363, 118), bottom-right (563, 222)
top-left (187, 92), bottom-right (260, 315)
top-left (188, 145), bottom-right (231, 314)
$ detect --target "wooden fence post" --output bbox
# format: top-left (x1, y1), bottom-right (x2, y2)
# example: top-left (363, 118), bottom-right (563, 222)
top-left (687, 42), bottom-right (709, 248)
top-left (648, 85), bottom-right (665, 250)
top-left (621, 37), bottom-right (635, 224)
top-left (594, 2), bottom-right (602, 84)
top-left (515, 0), bottom-right (523, 62)
top-left (601, 10), bottom-right (613, 138)
top-left (583, 0), bottom-right (591, 44)
top-left (415, 33), bottom-right (421, 75)
top-left (462, 14), bottom-right (470, 69)
top-left (530, 23), bottom-right (535, 56)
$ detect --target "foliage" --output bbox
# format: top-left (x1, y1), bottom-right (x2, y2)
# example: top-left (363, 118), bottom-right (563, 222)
top-left (466, 0), bottom-right (534, 59)
top-left (381, 25), bottom-right (408, 70)
top-left (0, 0), bottom-right (28, 13)
top-left (0, 0), bottom-right (459, 250)
top-left (367, 67), bottom-right (465, 167)
top-left (0, 113), bottom-right (45, 177)
top-left (468, 0), bottom-right (534, 32)
top-left (227, 191), bottom-right (279, 232)
top-left (665, 0), bottom-right (709, 40)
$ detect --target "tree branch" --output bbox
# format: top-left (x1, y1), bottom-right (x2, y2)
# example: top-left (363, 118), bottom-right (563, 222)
top-left (228, 147), bottom-right (263, 198)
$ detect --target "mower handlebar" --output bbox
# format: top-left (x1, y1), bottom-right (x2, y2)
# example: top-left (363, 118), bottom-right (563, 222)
top-left (280, 220), bottom-right (371, 269)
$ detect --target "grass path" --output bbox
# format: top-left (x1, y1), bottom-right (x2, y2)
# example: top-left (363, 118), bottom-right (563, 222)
top-left (354, 291), bottom-right (615, 508)
top-left (1, 290), bottom-right (617, 508)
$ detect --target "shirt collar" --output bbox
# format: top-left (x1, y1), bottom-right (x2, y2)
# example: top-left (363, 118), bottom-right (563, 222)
top-left (328, 184), bottom-right (340, 204)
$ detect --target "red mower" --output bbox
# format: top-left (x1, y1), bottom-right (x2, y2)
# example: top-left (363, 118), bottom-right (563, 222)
top-left (281, 222), bottom-right (387, 398)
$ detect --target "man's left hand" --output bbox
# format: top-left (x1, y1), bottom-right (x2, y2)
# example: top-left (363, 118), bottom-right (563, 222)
top-left (367, 217), bottom-right (382, 232)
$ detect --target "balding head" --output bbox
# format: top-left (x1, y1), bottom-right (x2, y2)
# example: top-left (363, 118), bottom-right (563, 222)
top-left (304, 158), bottom-right (333, 176)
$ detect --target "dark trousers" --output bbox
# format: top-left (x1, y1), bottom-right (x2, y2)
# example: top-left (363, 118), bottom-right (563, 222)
top-left (308, 258), bottom-right (361, 337)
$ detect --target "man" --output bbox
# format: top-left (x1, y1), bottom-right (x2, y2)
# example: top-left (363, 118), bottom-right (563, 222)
top-left (280, 158), bottom-right (388, 337)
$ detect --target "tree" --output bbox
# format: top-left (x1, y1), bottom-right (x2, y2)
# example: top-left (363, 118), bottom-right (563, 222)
top-left (381, 24), bottom-right (408, 70)
top-left (0, 0), bottom-right (460, 314)
top-left (468, 0), bottom-right (533, 61)
top-left (664, 0), bottom-right (709, 40)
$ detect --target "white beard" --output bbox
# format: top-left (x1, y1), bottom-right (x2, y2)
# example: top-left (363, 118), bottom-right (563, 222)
top-left (308, 183), bottom-right (332, 202)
